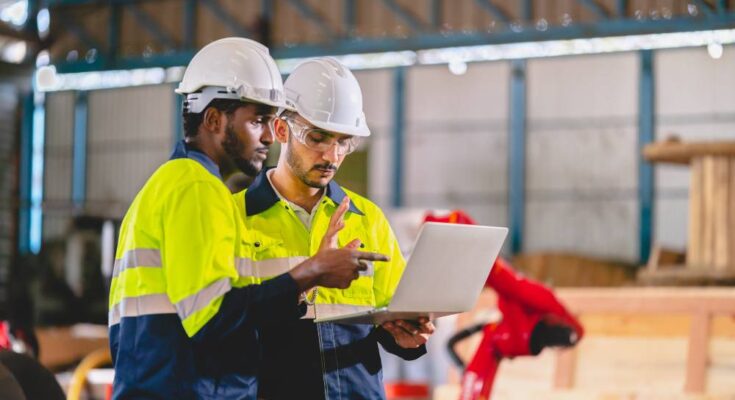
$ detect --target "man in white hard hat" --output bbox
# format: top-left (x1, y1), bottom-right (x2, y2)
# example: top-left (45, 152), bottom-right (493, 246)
top-left (108, 39), bottom-right (388, 399)
top-left (233, 57), bottom-right (434, 399)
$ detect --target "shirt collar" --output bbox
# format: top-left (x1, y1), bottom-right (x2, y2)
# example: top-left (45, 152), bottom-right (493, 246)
top-left (169, 140), bottom-right (222, 180)
top-left (245, 167), bottom-right (364, 216)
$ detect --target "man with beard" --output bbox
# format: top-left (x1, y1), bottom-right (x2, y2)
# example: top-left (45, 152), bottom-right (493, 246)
top-left (108, 39), bottom-right (388, 399)
top-left (233, 57), bottom-right (434, 399)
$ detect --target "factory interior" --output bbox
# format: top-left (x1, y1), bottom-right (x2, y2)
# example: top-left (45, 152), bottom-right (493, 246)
top-left (0, 0), bottom-right (734, 399)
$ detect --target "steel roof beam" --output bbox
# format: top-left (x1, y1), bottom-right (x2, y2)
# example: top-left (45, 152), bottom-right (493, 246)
top-left (382, 0), bottom-right (428, 33)
top-left (285, 0), bottom-right (338, 39)
top-left (473, 0), bottom-right (511, 25)
top-left (126, 2), bottom-right (177, 50)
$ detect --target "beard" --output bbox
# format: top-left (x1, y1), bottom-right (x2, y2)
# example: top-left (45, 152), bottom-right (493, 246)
top-left (286, 137), bottom-right (337, 189)
top-left (223, 123), bottom-right (260, 177)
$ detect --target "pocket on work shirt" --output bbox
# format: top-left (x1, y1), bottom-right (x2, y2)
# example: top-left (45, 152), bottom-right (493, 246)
top-left (239, 236), bottom-right (299, 281)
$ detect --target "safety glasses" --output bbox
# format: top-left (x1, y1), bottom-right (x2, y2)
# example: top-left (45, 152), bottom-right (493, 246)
top-left (275, 116), bottom-right (361, 156)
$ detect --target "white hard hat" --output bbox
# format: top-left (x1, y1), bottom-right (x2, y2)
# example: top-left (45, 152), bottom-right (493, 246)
top-left (176, 37), bottom-right (287, 113)
top-left (283, 57), bottom-right (370, 137)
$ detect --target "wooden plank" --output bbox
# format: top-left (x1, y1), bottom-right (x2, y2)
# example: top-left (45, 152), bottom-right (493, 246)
top-left (450, 288), bottom-right (735, 397)
top-left (643, 140), bottom-right (735, 164)
top-left (647, 245), bottom-right (686, 271)
top-left (579, 314), bottom-right (735, 338)
top-left (471, 287), bottom-right (735, 316)
top-left (512, 253), bottom-right (635, 287)
top-left (580, 314), bottom-right (691, 337)
top-left (688, 158), bottom-right (704, 268)
top-left (491, 284), bottom-right (735, 315)
top-left (36, 326), bottom-right (109, 370)
top-left (685, 312), bottom-right (711, 393)
top-left (439, 340), bottom-right (735, 399)
top-left (557, 287), bottom-right (735, 314)
top-left (701, 157), bottom-right (716, 268)
top-left (712, 315), bottom-right (735, 339)
top-left (637, 265), bottom-right (735, 286)
top-left (730, 159), bottom-right (735, 271)
top-left (713, 157), bottom-right (730, 270)
top-left (553, 348), bottom-right (577, 389)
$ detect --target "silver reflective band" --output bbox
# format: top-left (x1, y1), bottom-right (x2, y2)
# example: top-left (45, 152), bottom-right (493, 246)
top-left (313, 303), bottom-right (375, 319)
top-left (112, 249), bottom-right (161, 278)
top-left (108, 294), bottom-right (175, 326)
top-left (236, 256), bottom-right (374, 279)
top-left (235, 256), bottom-right (308, 279)
top-left (174, 277), bottom-right (231, 321)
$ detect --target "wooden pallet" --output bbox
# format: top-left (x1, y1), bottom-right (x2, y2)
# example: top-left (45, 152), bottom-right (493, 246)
top-left (643, 140), bottom-right (735, 273)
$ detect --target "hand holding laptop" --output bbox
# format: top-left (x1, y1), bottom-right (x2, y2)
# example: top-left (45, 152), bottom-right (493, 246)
top-left (382, 317), bottom-right (435, 349)
top-left (314, 223), bottom-right (508, 325)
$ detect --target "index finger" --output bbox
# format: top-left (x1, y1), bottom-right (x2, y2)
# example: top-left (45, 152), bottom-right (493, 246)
top-left (352, 250), bottom-right (389, 262)
top-left (329, 197), bottom-right (350, 228)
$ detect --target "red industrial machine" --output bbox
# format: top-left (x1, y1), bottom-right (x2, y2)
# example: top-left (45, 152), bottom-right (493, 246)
top-left (424, 211), bottom-right (584, 400)
top-left (0, 320), bottom-right (37, 357)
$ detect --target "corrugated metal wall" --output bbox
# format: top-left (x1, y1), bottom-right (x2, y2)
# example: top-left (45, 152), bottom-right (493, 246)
top-left (404, 62), bottom-right (510, 226)
top-left (363, 47), bottom-right (735, 263)
top-left (358, 69), bottom-right (394, 207)
top-left (43, 91), bottom-right (75, 240)
top-left (36, 45), bottom-right (735, 263)
top-left (526, 53), bottom-right (639, 262)
top-left (86, 84), bottom-right (173, 218)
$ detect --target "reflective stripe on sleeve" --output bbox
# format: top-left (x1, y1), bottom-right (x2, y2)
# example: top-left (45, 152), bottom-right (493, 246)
top-left (173, 277), bottom-right (232, 321)
top-left (108, 293), bottom-right (175, 326)
top-left (112, 249), bottom-right (162, 278)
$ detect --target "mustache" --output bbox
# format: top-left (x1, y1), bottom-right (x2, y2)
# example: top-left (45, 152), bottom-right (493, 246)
top-left (312, 163), bottom-right (337, 171)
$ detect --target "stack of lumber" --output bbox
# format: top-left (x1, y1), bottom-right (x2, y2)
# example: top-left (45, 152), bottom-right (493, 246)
top-left (640, 140), bottom-right (735, 283)
top-left (512, 253), bottom-right (636, 287)
top-left (435, 288), bottom-right (735, 400)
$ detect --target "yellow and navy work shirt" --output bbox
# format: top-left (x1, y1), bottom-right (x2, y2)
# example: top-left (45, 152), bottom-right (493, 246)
top-left (108, 141), bottom-right (303, 400)
top-left (233, 168), bottom-right (425, 400)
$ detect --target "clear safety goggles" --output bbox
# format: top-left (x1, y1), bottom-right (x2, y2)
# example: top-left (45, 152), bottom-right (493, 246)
top-left (276, 116), bottom-right (361, 156)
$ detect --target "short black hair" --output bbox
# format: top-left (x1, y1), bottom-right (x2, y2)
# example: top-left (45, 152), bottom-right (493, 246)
top-left (182, 98), bottom-right (244, 138)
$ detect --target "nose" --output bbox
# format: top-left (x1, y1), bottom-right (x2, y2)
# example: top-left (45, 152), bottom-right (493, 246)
top-left (322, 142), bottom-right (340, 163)
top-left (261, 124), bottom-right (274, 145)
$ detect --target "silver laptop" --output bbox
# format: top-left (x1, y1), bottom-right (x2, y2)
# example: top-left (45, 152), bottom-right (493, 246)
top-left (313, 222), bottom-right (508, 325)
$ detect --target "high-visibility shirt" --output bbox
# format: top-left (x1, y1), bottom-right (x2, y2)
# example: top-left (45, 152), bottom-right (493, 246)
top-left (233, 168), bottom-right (426, 400)
top-left (108, 141), bottom-right (304, 399)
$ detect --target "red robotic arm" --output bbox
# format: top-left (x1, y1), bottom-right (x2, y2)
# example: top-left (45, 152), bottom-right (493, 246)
top-left (424, 211), bottom-right (583, 400)
top-left (456, 259), bottom-right (584, 400)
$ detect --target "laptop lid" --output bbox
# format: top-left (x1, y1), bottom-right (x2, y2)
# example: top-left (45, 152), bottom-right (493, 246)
top-left (387, 222), bottom-right (508, 313)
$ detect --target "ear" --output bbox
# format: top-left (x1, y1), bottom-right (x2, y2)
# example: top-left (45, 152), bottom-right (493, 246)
top-left (202, 107), bottom-right (223, 133)
top-left (273, 118), bottom-right (289, 144)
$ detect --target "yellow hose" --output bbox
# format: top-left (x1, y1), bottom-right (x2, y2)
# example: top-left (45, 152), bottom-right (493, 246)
top-left (66, 347), bottom-right (112, 400)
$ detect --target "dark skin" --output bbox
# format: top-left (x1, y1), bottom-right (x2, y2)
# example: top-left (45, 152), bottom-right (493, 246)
top-left (271, 116), bottom-right (435, 348)
top-left (185, 102), bottom-right (389, 293)
top-left (186, 103), bottom-right (274, 180)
